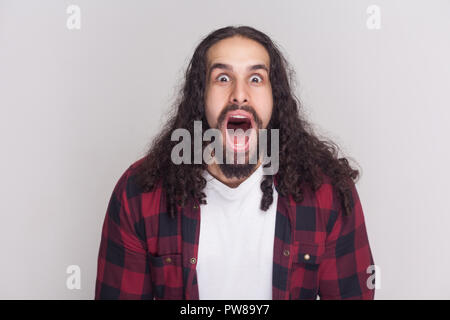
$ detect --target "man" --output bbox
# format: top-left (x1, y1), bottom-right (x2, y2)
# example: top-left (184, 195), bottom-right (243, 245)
top-left (95, 25), bottom-right (376, 300)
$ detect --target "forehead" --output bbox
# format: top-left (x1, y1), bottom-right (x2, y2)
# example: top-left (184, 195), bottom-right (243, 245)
top-left (206, 36), bottom-right (270, 71)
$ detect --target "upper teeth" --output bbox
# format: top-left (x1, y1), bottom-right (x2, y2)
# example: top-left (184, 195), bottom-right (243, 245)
top-left (230, 115), bottom-right (247, 119)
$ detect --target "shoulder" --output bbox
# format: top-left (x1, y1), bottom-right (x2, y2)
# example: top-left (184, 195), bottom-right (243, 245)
top-left (293, 171), bottom-right (337, 214)
top-left (111, 156), bottom-right (164, 217)
top-left (293, 172), bottom-right (360, 241)
top-left (305, 170), bottom-right (359, 214)
top-left (111, 157), bottom-right (145, 199)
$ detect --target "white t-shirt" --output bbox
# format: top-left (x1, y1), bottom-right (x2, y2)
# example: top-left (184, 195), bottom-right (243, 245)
top-left (196, 164), bottom-right (278, 300)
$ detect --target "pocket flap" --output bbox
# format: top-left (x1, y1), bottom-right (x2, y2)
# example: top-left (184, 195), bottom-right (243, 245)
top-left (148, 253), bottom-right (184, 299)
top-left (149, 253), bottom-right (182, 267)
top-left (293, 242), bottom-right (324, 264)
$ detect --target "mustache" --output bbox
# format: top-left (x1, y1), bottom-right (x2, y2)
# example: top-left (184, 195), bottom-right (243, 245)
top-left (216, 104), bottom-right (263, 129)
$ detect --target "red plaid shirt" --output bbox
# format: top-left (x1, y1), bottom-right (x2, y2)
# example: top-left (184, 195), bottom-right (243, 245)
top-left (95, 157), bottom-right (376, 300)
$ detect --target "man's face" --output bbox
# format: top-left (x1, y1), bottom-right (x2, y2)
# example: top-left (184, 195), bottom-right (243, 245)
top-left (204, 36), bottom-right (273, 176)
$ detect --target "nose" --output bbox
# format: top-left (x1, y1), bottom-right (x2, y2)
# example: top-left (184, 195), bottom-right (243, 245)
top-left (229, 80), bottom-right (249, 106)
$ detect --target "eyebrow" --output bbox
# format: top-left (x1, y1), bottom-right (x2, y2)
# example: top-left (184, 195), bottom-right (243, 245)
top-left (207, 63), bottom-right (269, 79)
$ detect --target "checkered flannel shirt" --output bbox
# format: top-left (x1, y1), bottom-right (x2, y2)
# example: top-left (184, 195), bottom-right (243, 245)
top-left (95, 157), bottom-right (376, 299)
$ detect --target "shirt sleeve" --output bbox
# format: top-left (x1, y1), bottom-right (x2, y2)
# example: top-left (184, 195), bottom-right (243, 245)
top-left (95, 168), bottom-right (153, 299)
top-left (317, 181), bottom-right (376, 299)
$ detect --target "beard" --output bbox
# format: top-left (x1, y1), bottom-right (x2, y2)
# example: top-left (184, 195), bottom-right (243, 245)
top-left (218, 138), bottom-right (260, 179)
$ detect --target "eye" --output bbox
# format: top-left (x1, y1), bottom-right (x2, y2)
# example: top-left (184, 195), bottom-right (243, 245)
top-left (216, 74), bottom-right (230, 82)
top-left (250, 74), bottom-right (263, 83)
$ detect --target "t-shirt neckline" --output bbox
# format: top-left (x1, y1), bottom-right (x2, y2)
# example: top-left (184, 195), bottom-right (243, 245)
top-left (202, 164), bottom-right (264, 200)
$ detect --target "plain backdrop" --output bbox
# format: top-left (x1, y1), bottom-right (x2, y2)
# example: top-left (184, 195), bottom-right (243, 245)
top-left (1, 0), bottom-right (449, 299)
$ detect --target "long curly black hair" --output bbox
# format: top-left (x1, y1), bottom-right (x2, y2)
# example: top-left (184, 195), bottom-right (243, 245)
top-left (135, 25), bottom-right (361, 219)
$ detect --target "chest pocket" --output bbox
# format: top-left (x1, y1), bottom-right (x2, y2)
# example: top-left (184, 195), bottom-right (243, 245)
top-left (289, 242), bottom-right (324, 300)
top-left (149, 253), bottom-right (184, 300)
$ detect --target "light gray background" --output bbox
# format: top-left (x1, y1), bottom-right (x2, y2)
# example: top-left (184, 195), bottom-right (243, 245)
top-left (1, 0), bottom-right (449, 299)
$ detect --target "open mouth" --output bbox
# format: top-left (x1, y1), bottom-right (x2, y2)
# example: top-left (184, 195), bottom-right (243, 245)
top-left (227, 115), bottom-right (252, 131)
top-left (223, 111), bottom-right (256, 153)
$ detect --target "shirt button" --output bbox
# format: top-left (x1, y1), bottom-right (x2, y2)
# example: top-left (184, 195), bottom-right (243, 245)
top-left (165, 257), bottom-right (172, 263)
top-left (190, 257), bottom-right (197, 264)
top-left (193, 204), bottom-right (199, 209)
top-left (304, 253), bottom-right (311, 261)
top-left (283, 249), bottom-right (290, 257)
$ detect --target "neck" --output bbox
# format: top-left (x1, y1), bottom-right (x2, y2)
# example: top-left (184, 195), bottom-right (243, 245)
top-left (206, 159), bottom-right (263, 188)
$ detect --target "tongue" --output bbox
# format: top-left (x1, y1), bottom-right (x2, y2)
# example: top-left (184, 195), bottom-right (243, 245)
top-left (228, 122), bottom-right (248, 130)
top-left (231, 129), bottom-right (249, 148)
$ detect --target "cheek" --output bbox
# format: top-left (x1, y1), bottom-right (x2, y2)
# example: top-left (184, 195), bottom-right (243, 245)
top-left (204, 109), bottom-right (217, 129)
top-left (262, 109), bottom-right (272, 128)
top-left (256, 92), bottom-right (273, 128)
top-left (204, 89), bottom-right (222, 128)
